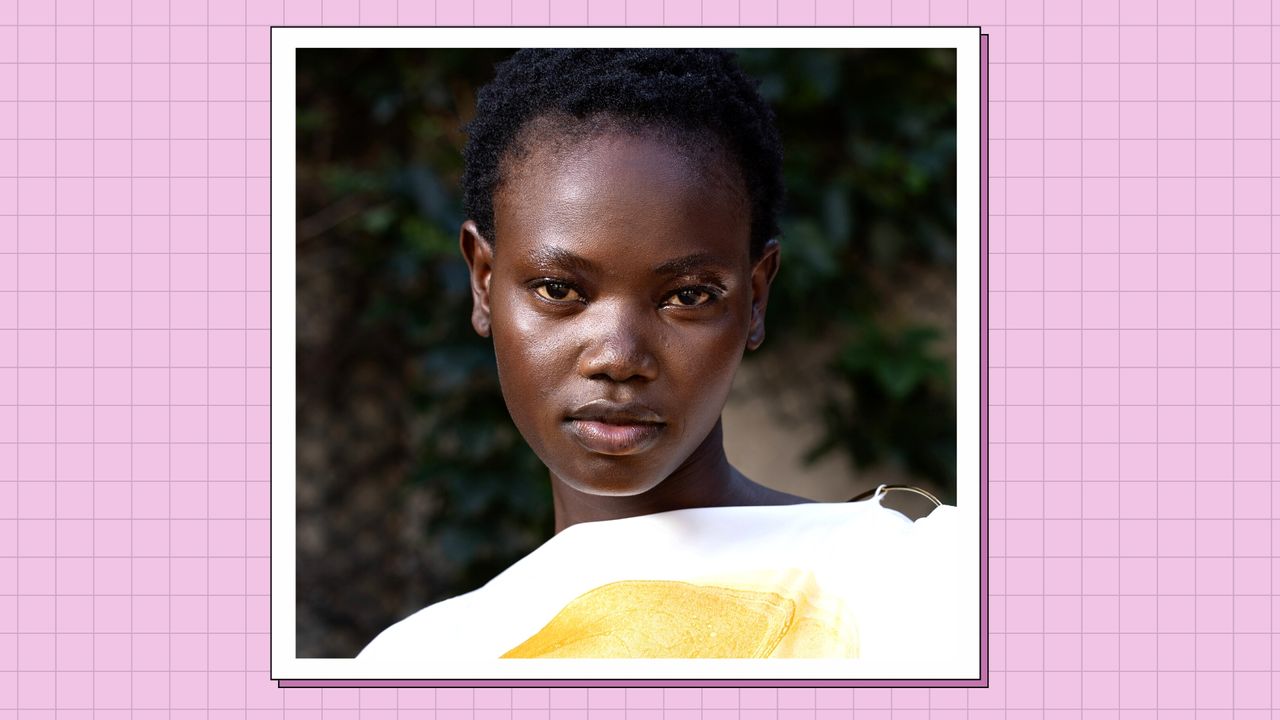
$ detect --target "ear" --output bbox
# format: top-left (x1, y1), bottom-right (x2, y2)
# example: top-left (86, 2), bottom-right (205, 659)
top-left (459, 220), bottom-right (495, 338)
top-left (746, 238), bottom-right (781, 351)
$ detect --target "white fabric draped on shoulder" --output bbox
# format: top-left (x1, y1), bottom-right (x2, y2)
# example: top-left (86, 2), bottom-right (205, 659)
top-left (357, 498), bottom-right (968, 661)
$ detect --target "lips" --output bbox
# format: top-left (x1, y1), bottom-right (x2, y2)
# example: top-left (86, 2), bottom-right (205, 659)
top-left (565, 400), bottom-right (666, 456)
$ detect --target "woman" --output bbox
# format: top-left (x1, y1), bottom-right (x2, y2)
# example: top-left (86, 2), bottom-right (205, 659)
top-left (358, 49), bottom-right (962, 661)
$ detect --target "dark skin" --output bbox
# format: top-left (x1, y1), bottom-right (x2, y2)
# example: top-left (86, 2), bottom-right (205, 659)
top-left (461, 128), bottom-right (808, 533)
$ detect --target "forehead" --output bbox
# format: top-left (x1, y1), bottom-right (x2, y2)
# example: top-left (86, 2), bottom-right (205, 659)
top-left (502, 116), bottom-right (747, 209)
top-left (493, 126), bottom-right (752, 267)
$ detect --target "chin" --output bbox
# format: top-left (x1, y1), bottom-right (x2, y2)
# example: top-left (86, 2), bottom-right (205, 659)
top-left (568, 481), bottom-right (657, 498)
top-left (554, 458), bottom-right (670, 498)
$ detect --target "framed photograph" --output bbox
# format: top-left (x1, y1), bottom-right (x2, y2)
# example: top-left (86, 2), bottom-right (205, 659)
top-left (272, 26), bottom-right (982, 682)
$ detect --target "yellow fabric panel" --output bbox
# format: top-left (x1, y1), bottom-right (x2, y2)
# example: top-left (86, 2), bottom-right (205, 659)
top-left (502, 577), bottom-right (857, 659)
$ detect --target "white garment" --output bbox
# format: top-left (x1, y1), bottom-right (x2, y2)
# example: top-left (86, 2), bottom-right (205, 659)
top-left (358, 498), bottom-right (968, 661)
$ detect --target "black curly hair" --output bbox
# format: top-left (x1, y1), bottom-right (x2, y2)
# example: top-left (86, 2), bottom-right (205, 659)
top-left (461, 48), bottom-right (784, 260)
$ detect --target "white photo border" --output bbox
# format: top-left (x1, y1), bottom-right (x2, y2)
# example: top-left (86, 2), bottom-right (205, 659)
top-left (272, 25), bottom-right (983, 682)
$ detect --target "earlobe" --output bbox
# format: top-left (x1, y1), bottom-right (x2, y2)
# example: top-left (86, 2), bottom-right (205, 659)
top-left (459, 220), bottom-right (495, 338)
top-left (746, 239), bottom-right (781, 351)
top-left (746, 312), bottom-right (765, 350)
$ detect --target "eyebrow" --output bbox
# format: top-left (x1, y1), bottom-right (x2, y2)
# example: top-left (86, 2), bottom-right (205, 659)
top-left (527, 246), bottom-right (600, 274)
top-left (528, 248), bottom-right (731, 277)
top-left (650, 252), bottom-right (731, 277)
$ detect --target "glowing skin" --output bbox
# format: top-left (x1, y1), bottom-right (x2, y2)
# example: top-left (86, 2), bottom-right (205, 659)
top-left (461, 130), bottom-right (805, 532)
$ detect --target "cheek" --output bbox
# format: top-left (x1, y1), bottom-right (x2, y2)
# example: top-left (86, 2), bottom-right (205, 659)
top-left (492, 294), bottom-right (572, 406)
top-left (666, 317), bottom-right (748, 407)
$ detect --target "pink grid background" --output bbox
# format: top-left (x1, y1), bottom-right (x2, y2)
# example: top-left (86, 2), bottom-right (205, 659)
top-left (0, 0), bottom-right (1276, 716)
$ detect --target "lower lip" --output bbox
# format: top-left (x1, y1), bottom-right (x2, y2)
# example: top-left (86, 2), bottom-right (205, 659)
top-left (566, 419), bottom-right (665, 456)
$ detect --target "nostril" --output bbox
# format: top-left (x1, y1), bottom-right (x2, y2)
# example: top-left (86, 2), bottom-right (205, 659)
top-left (579, 342), bottom-right (658, 383)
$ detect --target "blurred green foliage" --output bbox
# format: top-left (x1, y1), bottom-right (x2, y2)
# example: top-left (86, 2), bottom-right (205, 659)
top-left (735, 48), bottom-right (958, 494)
top-left (295, 48), bottom-right (956, 657)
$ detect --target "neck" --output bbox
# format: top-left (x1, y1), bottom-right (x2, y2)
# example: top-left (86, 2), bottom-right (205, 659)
top-left (548, 418), bottom-right (807, 533)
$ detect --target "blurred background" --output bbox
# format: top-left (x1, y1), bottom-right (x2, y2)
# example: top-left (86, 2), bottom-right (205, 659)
top-left (294, 48), bottom-right (958, 658)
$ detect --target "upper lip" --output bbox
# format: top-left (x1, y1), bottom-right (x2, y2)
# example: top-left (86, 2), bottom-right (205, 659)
top-left (567, 399), bottom-right (665, 425)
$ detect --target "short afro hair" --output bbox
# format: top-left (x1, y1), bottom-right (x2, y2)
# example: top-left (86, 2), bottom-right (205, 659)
top-left (461, 48), bottom-right (784, 260)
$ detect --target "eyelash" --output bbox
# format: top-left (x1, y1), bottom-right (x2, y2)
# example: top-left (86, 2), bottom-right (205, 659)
top-left (530, 280), bottom-right (586, 304)
top-left (661, 285), bottom-right (722, 308)
top-left (527, 280), bottom-right (723, 309)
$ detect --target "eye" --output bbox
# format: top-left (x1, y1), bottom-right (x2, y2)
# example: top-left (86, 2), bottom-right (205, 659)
top-left (663, 286), bottom-right (718, 308)
top-left (533, 281), bottom-right (584, 303)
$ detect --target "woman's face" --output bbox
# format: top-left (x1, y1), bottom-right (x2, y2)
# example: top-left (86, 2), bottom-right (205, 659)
top-left (461, 129), bottom-right (779, 497)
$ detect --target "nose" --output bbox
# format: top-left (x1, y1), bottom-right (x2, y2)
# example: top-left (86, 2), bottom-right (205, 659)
top-left (577, 302), bottom-right (659, 383)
